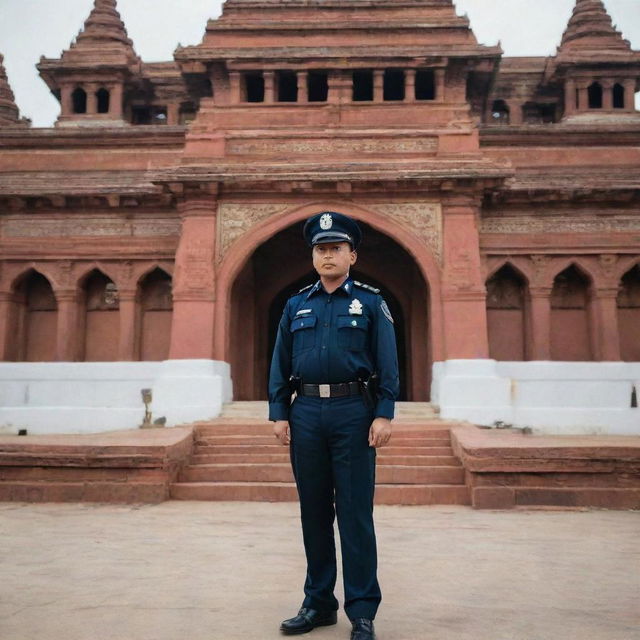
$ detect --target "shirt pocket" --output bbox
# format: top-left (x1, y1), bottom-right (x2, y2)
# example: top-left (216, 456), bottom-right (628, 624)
top-left (290, 314), bottom-right (317, 354)
top-left (337, 315), bottom-right (369, 351)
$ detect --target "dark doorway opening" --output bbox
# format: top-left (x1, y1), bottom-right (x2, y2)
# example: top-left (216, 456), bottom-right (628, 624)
top-left (229, 220), bottom-right (431, 402)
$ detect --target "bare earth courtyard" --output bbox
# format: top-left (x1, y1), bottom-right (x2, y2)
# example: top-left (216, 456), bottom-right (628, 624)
top-left (0, 502), bottom-right (638, 640)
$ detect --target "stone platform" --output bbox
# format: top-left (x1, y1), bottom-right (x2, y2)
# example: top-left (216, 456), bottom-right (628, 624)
top-left (0, 427), bottom-right (193, 502)
top-left (452, 424), bottom-right (640, 509)
top-left (1, 402), bottom-right (639, 509)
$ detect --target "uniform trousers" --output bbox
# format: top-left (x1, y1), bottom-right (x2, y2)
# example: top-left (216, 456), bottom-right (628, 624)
top-left (289, 394), bottom-right (381, 621)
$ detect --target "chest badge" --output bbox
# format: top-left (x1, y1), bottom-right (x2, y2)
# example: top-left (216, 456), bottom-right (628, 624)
top-left (320, 213), bottom-right (333, 230)
top-left (349, 298), bottom-right (363, 315)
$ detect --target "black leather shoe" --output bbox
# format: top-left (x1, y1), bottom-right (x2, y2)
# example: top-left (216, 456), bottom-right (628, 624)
top-left (280, 608), bottom-right (338, 635)
top-left (351, 618), bottom-right (376, 640)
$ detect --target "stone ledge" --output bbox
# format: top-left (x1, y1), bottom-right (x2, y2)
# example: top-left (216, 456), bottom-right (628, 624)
top-left (452, 425), bottom-right (640, 510)
top-left (0, 427), bottom-right (194, 503)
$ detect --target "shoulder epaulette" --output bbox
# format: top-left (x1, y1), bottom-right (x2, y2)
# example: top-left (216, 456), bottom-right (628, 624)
top-left (353, 280), bottom-right (380, 294)
top-left (292, 284), bottom-right (313, 297)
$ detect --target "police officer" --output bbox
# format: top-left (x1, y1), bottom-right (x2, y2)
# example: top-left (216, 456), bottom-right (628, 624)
top-left (269, 212), bottom-right (399, 640)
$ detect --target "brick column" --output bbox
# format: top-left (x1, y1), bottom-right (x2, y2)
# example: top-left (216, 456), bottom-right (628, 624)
top-left (405, 69), bottom-right (416, 102)
top-left (60, 85), bottom-right (73, 117)
top-left (623, 79), bottom-right (636, 111)
top-left (0, 291), bottom-right (11, 361)
top-left (529, 287), bottom-right (552, 360)
top-left (167, 102), bottom-right (180, 125)
top-left (264, 72), bottom-right (275, 103)
top-left (577, 82), bottom-right (589, 111)
top-left (229, 72), bottom-right (241, 103)
top-left (169, 193), bottom-right (218, 360)
top-left (441, 197), bottom-right (489, 359)
top-left (118, 290), bottom-right (138, 361)
top-left (327, 72), bottom-right (342, 105)
top-left (594, 288), bottom-right (621, 361)
top-left (374, 70), bottom-right (384, 102)
top-left (298, 72), bottom-right (307, 104)
top-left (602, 80), bottom-right (614, 110)
top-left (564, 79), bottom-right (576, 116)
top-left (110, 84), bottom-right (124, 119)
top-left (510, 103), bottom-right (523, 125)
top-left (55, 290), bottom-right (79, 361)
top-left (435, 68), bottom-right (445, 102)
top-left (86, 84), bottom-right (98, 115)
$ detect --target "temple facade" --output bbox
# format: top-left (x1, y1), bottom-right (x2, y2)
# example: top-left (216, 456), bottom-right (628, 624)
top-left (0, 0), bottom-right (639, 435)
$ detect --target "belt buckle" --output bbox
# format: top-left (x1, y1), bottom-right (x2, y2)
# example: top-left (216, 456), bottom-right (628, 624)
top-left (319, 384), bottom-right (331, 398)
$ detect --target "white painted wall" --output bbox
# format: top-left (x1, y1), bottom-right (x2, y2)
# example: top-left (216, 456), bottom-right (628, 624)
top-left (432, 360), bottom-right (640, 436)
top-left (0, 360), bottom-right (233, 435)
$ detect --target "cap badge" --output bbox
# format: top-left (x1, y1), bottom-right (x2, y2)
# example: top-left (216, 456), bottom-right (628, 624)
top-left (349, 299), bottom-right (363, 315)
top-left (320, 213), bottom-right (333, 230)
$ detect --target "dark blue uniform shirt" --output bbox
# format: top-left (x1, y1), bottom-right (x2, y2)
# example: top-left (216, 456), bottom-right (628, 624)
top-left (268, 277), bottom-right (399, 421)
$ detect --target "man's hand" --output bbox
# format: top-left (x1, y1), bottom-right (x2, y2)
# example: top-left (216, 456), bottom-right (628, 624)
top-left (369, 417), bottom-right (392, 448)
top-left (273, 420), bottom-right (291, 446)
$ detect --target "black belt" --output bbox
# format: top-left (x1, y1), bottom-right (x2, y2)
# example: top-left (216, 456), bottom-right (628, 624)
top-left (298, 381), bottom-right (361, 398)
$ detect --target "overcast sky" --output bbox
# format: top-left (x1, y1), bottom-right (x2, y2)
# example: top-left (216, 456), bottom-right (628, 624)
top-left (1, 0), bottom-right (639, 126)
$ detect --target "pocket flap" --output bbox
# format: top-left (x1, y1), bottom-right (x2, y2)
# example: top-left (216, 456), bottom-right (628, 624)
top-left (337, 315), bottom-right (369, 330)
top-left (290, 315), bottom-right (317, 332)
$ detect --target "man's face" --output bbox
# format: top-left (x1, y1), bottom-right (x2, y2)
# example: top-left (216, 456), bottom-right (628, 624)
top-left (312, 242), bottom-right (357, 280)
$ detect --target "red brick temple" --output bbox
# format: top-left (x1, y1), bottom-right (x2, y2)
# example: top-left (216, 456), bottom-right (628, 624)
top-left (0, 0), bottom-right (639, 507)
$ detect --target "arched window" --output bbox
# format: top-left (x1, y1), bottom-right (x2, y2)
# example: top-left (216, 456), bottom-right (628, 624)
top-left (72, 87), bottom-right (87, 114)
top-left (138, 269), bottom-right (173, 361)
top-left (588, 82), bottom-right (603, 109)
top-left (9, 271), bottom-right (58, 362)
top-left (617, 264), bottom-right (640, 361)
top-left (491, 99), bottom-right (510, 124)
top-left (613, 83), bottom-right (625, 109)
top-left (96, 88), bottom-right (110, 114)
top-left (81, 270), bottom-right (119, 361)
top-left (550, 265), bottom-right (593, 361)
top-left (486, 265), bottom-right (528, 361)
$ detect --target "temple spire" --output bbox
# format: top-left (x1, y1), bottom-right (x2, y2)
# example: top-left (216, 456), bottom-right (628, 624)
top-left (558, 0), bottom-right (633, 56)
top-left (0, 54), bottom-right (26, 126)
top-left (70, 0), bottom-right (137, 58)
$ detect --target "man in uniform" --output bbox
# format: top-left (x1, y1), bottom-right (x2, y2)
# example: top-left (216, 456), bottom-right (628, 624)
top-left (269, 211), bottom-right (399, 640)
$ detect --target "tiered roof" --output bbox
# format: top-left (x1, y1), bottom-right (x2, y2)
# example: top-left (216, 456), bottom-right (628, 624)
top-left (38, 0), bottom-right (140, 90)
top-left (553, 0), bottom-right (640, 68)
top-left (0, 54), bottom-right (26, 127)
top-left (176, 0), bottom-right (501, 66)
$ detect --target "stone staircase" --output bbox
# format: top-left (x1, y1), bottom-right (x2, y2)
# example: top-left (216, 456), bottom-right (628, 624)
top-left (171, 402), bottom-right (471, 505)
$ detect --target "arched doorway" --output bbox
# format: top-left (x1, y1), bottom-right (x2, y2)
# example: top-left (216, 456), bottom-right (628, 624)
top-left (229, 220), bottom-right (431, 401)
top-left (486, 264), bottom-right (528, 361)
top-left (9, 270), bottom-right (58, 362)
top-left (80, 270), bottom-right (119, 361)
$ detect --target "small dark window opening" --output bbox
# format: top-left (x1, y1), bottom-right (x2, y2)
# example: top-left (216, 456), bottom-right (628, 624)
top-left (72, 88), bottom-right (87, 114)
top-left (244, 72), bottom-right (265, 103)
top-left (96, 88), bottom-right (110, 114)
top-left (415, 69), bottom-right (435, 100)
top-left (131, 106), bottom-right (167, 125)
top-left (277, 71), bottom-right (298, 102)
top-left (491, 99), bottom-right (510, 124)
top-left (384, 69), bottom-right (405, 101)
top-left (539, 103), bottom-right (556, 123)
top-left (588, 82), bottom-right (603, 109)
top-left (132, 106), bottom-right (152, 125)
top-left (352, 70), bottom-right (373, 101)
top-left (613, 83), bottom-right (625, 109)
top-left (307, 71), bottom-right (328, 102)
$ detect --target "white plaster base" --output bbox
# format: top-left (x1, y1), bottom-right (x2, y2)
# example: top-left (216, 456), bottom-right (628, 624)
top-left (432, 360), bottom-right (640, 436)
top-left (0, 360), bottom-right (233, 435)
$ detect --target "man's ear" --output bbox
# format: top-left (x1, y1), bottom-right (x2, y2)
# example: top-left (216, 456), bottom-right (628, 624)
top-left (350, 250), bottom-right (358, 265)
